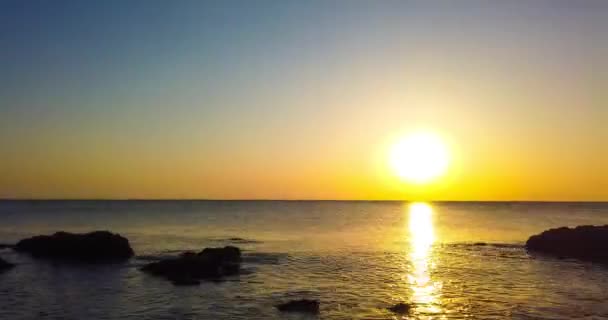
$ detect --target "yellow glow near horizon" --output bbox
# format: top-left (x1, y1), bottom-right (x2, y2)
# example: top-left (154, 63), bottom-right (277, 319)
top-left (390, 132), bottom-right (450, 184)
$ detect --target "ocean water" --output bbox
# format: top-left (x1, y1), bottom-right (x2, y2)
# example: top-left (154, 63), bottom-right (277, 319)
top-left (1, 200), bottom-right (608, 320)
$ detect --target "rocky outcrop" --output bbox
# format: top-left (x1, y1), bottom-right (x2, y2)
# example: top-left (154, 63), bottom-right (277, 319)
top-left (0, 257), bottom-right (14, 272)
top-left (526, 225), bottom-right (608, 262)
top-left (141, 246), bottom-right (241, 285)
top-left (275, 299), bottom-right (320, 314)
top-left (15, 231), bottom-right (134, 262)
top-left (388, 302), bottom-right (411, 314)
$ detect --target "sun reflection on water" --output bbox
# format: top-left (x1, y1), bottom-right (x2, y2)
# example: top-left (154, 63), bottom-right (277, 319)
top-left (408, 202), bottom-right (442, 317)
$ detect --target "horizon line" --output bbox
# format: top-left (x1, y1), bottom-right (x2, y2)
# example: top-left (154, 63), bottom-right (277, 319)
top-left (0, 199), bottom-right (606, 203)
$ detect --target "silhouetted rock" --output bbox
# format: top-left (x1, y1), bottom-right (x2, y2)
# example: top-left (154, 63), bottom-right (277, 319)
top-left (169, 276), bottom-right (201, 286)
top-left (141, 246), bottom-right (241, 284)
top-left (275, 299), bottom-right (320, 314)
top-left (0, 257), bottom-right (14, 272)
top-left (15, 231), bottom-right (134, 262)
top-left (179, 251), bottom-right (197, 258)
top-left (0, 244), bottom-right (14, 250)
top-left (227, 237), bottom-right (260, 244)
top-left (526, 225), bottom-right (608, 262)
top-left (473, 242), bottom-right (487, 246)
top-left (388, 302), bottom-right (411, 314)
top-left (199, 246), bottom-right (241, 263)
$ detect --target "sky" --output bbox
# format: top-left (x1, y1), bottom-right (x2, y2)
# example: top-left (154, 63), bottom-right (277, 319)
top-left (1, 0), bottom-right (606, 201)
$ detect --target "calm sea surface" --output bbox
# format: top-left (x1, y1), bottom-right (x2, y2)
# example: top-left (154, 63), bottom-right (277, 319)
top-left (1, 201), bottom-right (607, 319)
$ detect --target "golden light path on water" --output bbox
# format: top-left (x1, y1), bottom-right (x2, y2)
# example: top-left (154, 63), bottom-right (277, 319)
top-left (408, 202), bottom-right (443, 318)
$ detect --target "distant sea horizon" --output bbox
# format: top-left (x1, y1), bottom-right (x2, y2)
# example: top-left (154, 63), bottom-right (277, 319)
top-left (2, 198), bottom-right (606, 203)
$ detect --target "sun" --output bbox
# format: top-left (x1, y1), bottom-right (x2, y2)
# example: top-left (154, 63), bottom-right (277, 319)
top-left (389, 132), bottom-right (450, 184)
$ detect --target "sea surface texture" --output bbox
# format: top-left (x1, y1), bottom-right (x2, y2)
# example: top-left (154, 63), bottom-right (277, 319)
top-left (1, 201), bottom-right (607, 319)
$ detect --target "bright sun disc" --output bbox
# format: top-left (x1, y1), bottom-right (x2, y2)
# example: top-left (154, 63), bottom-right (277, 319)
top-left (390, 132), bottom-right (449, 184)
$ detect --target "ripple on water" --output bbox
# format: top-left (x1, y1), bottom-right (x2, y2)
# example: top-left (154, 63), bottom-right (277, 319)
top-left (2, 244), bottom-right (608, 319)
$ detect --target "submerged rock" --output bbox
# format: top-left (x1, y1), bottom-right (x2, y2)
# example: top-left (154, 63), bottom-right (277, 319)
top-left (0, 257), bottom-right (14, 272)
top-left (275, 299), bottom-right (320, 314)
top-left (227, 237), bottom-right (260, 244)
top-left (388, 302), bottom-right (412, 314)
top-left (526, 225), bottom-right (608, 262)
top-left (199, 246), bottom-right (241, 263)
top-left (15, 231), bottom-right (134, 262)
top-left (168, 276), bottom-right (201, 286)
top-left (141, 246), bottom-right (241, 284)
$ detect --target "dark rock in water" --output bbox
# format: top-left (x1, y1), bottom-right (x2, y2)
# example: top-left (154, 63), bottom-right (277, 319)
top-left (275, 299), bottom-right (320, 314)
top-left (199, 246), bottom-right (241, 263)
top-left (388, 302), bottom-right (411, 314)
top-left (15, 231), bottom-right (134, 262)
top-left (0, 244), bottom-right (14, 250)
top-left (0, 257), bottom-right (14, 272)
top-left (227, 237), bottom-right (260, 244)
top-left (169, 276), bottom-right (201, 286)
top-left (141, 246), bottom-right (241, 284)
top-left (179, 251), bottom-right (197, 258)
top-left (473, 242), bottom-right (487, 246)
top-left (526, 225), bottom-right (608, 262)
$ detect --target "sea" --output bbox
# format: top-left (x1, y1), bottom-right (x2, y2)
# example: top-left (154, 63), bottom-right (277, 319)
top-left (1, 200), bottom-right (607, 320)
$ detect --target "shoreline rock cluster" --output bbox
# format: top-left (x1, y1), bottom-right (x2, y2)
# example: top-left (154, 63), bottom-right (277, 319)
top-left (140, 246), bottom-right (242, 285)
top-left (14, 231), bottom-right (134, 262)
top-left (526, 225), bottom-right (608, 263)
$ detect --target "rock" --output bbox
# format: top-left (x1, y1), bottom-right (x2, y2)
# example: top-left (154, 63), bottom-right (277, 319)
top-left (526, 225), bottom-right (608, 262)
top-left (0, 244), bottom-right (14, 250)
top-left (388, 302), bottom-right (411, 314)
top-left (0, 257), bottom-right (14, 272)
top-left (15, 231), bottom-right (134, 262)
top-left (169, 276), bottom-right (201, 286)
top-left (227, 237), bottom-right (259, 244)
top-left (199, 246), bottom-right (241, 263)
top-left (473, 242), bottom-right (487, 246)
top-left (179, 251), bottom-right (197, 258)
top-left (141, 246), bottom-right (241, 284)
top-left (275, 299), bottom-right (320, 314)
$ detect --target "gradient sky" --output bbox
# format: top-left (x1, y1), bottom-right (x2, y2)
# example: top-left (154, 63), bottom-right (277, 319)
top-left (1, 0), bottom-right (606, 200)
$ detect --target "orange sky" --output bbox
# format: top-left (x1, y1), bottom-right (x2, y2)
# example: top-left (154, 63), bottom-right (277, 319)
top-left (1, 2), bottom-right (606, 200)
